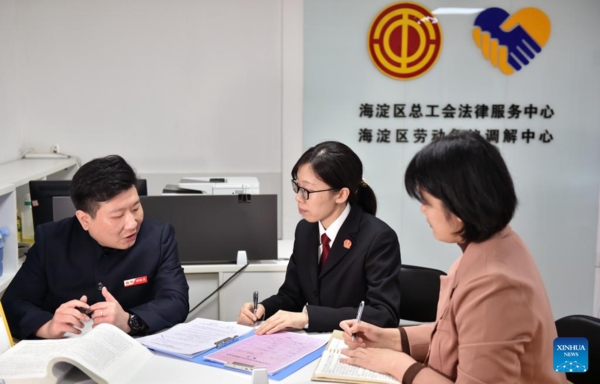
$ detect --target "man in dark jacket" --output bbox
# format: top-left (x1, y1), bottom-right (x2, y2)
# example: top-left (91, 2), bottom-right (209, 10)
top-left (2, 155), bottom-right (189, 339)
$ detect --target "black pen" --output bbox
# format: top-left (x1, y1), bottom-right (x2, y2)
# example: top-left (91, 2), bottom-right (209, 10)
top-left (253, 291), bottom-right (259, 321)
top-left (76, 306), bottom-right (92, 316)
top-left (351, 301), bottom-right (365, 342)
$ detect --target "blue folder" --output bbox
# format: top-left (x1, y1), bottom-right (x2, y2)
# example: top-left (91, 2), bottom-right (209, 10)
top-left (146, 330), bottom-right (326, 381)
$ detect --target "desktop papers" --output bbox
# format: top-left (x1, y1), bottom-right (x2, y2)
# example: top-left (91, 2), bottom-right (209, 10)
top-left (138, 318), bottom-right (252, 358)
top-left (204, 331), bottom-right (327, 375)
top-left (313, 331), bottom-right (400, 384)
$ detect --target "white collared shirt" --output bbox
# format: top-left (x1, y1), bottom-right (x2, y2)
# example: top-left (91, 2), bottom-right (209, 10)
top-left (318, 203), bottom-right (351, 264)
top-left (305, 203), bottom-right (351, 329)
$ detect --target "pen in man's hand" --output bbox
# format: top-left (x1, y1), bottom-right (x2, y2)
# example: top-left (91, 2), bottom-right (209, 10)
top-left (351, 301), bottom-right (365, 342)
top-left (76, 307), bottom-right (92, 316)
top-left (253, 291), bottom-right (259, 321)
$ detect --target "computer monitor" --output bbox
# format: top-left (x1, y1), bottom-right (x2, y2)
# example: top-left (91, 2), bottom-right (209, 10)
top-left (140, 195), bottom-right (277, 263)
top-left (30, 179), bottom-right (148, 228)
top-left (53, 194), bottom-right (278, 264)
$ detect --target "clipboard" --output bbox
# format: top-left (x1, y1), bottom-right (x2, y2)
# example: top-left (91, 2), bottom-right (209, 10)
top-left (311, 330), bottom-right (400, 384)
top-left (150, 330), bottom-right (326, 381)
top-left (0, 301), bottom-right (14, 354)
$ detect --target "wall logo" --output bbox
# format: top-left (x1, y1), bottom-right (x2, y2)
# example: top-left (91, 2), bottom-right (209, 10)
top-left (473, 8), bottom-right (551, 75)
top-left (368, 2), bottom-right (442, 80)
top-left (554, 337), bottom-right (588, 373)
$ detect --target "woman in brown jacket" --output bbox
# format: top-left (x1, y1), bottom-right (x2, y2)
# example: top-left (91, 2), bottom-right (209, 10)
top-left (339, 131), bottom-right (566, 384)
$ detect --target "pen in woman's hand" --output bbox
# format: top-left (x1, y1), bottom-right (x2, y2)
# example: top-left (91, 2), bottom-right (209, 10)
top-left (351, 301), bottom-right (365, 342)
top-left (253, 291), bottom-right (259, 321)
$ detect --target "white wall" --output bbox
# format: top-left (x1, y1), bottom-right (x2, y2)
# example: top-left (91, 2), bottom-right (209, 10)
top-left (595, 196), bottom-right (600, 317)
top-left (0, 0), bottom-right (304, 240)
top-left (0, 0), bottom-right (22, 164)
top-left (281, 0), bottom-right (304, 239)
top-left (13, 0), bottom-right (282, 173)
top-left (304, 0), bottom-right (600, 319)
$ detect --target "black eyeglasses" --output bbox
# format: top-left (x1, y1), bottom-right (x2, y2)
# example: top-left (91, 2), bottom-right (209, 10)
top-left (291, 179), bottom-right (335, 200)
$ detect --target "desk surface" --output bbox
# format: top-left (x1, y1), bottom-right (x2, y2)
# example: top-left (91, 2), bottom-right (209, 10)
top-left (63, 329), bottom-right (330, 384)
top-left (135, 333), bottom-right (329, 383)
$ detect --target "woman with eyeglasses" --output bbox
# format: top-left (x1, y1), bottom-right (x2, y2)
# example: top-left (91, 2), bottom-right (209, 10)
top-left (339, 131), bottom-right (566, 384)
top-left (236, 141), bottom-right (401, 334)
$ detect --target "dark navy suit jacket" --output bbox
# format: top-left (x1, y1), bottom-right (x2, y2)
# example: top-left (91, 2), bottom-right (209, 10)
top-left (1, 217), bottom-right (189, 339)
top-left (261, 206), bottom-right (401, 332)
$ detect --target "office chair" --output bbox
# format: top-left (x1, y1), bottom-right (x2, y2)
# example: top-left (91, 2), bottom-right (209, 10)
top-left (399, 264), bottom-right (446, 323)
top-left (555, 315), bottom-right (600, 384)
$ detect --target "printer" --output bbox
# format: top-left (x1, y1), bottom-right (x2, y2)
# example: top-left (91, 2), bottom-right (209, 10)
top-left (174, 177), bottom-right (260, 195)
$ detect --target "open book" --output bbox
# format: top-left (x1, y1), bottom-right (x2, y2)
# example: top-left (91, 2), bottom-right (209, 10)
top-left (0, 323), bottom-right (151, 384)
top-left (312, 330), bottom-right (400, 384)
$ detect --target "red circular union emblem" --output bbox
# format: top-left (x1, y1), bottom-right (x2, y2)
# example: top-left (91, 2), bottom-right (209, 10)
top-left (368, 2), bottom-right (443, 80)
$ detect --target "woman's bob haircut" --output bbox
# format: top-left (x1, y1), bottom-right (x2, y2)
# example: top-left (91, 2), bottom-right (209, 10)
top-left (405, 130), bottom-right (517, 243)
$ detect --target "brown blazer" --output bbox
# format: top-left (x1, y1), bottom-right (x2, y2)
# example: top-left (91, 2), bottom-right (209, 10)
top-left (404, 226), bottom-right (567, 383)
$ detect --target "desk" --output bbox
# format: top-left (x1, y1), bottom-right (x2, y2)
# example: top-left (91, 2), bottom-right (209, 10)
top-left (134, 332), bottom-right (330, 383)
top-left (63, 330), bottom-right (330, 384)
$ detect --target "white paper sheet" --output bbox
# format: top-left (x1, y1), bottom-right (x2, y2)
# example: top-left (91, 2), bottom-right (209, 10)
top-left (0, 339), bottom-right (76, 378)
top-left (138, 318), bottom-right (253, 357)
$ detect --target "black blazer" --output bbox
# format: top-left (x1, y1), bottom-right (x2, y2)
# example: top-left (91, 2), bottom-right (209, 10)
top-left (1, 217), bottom-right (189, 339)
top-left (261, 206), bottom-right (401, 332)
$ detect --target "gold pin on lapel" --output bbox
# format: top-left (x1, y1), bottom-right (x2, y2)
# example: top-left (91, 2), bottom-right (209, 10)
top-left (344, 239), bottom-right (352, 249)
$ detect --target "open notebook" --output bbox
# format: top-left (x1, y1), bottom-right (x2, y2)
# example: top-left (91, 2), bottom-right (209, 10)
top-left (312, 330), bottom-right (400, 384)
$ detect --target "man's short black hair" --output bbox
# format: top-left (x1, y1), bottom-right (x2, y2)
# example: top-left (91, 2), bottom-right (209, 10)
top-left (70, 155), bottom-right (138, 217)
top-left (405, 130), bottom-right (517, 243)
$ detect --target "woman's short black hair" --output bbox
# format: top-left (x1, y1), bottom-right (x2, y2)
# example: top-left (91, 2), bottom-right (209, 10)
top-left (292, 141), bottom-right (377, 216)
top-left (70, 155), bottom-right (138, 217)
top-left (405, 130), bottom-right (517, 243)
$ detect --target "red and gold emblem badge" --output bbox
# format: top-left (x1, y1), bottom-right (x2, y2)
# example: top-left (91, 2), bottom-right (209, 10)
top-left (368, 2), bottom-right (443, 80)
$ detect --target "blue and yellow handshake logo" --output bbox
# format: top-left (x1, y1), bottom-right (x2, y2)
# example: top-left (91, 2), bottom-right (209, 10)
top-left (473, 8), bottom-right (551, 75)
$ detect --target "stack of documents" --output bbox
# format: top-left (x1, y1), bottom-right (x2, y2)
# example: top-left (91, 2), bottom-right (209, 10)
top-left (138, 318), bottom-right (253, 358)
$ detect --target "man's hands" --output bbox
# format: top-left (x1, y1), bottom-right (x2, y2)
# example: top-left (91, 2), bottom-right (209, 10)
top-left (89, 287), bottom-right (131, 333)
top-left (35, 295), bottom-right (90, 339)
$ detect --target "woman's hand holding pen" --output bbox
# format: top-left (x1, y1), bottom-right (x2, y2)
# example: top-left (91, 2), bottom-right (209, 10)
top-left (255, 310), bottom-right (308, 335)
top-left (237, 302), bottom-right (266, 326)
top-left (340, 347), bottom-right (414, 381)
top-left (339, 320), bottom-right (416, 381)
top-left (339, 320), bottom-right (401, 351)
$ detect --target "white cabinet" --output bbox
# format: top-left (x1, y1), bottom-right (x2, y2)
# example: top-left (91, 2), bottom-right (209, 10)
top-left (219, 271), bottom-right (286, 321)
top-left (0, 158), bottom-right (79, 293)
top-left (183, 261), bottom-right (288, 322)
top-left (0, 184), bottom-right (18, 292)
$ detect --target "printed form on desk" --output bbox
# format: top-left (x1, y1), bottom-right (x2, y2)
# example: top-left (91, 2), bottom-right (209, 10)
top-left (137, 318), bottom-right (253, 358)
top-left (312, 331), bottom-right (400, 384)
top-left (204, 331), bottom-right (326, 375)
